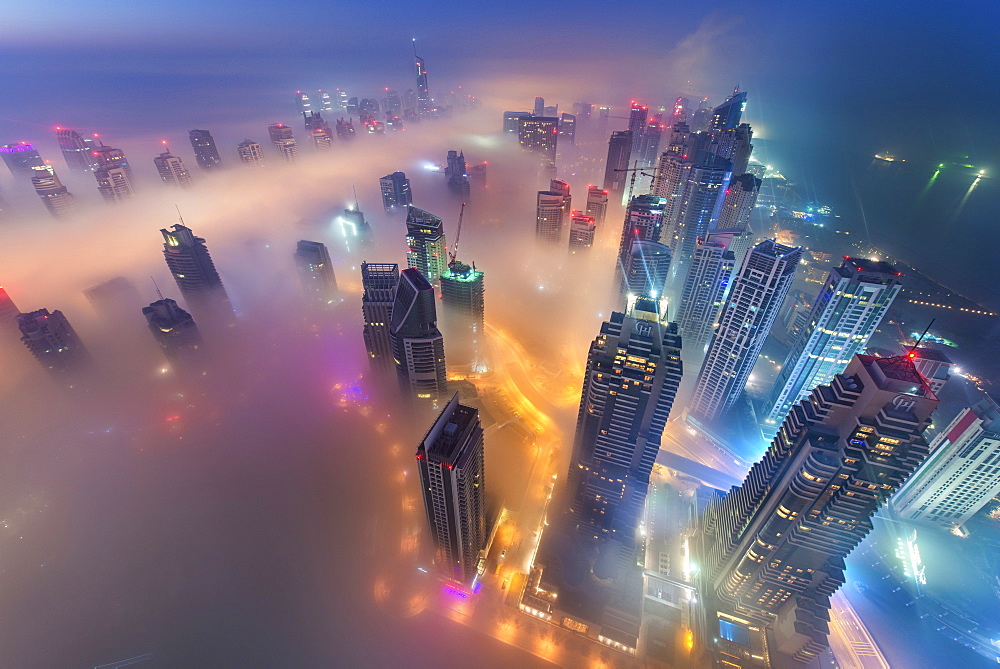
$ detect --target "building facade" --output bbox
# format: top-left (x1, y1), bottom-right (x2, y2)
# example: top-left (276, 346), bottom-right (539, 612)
top-left (405, 206), bottom-right (448, 285)
top-left (390, 268), bottom-right (447, 404)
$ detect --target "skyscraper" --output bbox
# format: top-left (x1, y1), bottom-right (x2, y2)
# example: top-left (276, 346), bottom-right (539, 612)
top-left (390, 268), bottom-right (447, 403)
top-left (663, 151), bottom-right (733, 282)
top-left (379, 171), bottom-right (413, 211)
top-left (689, 239), bottom-right (801, 424)
top-left (316, 89), bottom-right (334, 113)
top-left (294, 91), bottom-right (312, 115)
top-left (267, 123), bottom-right (298, 162)
top-left (567, 212), bottom-right (596, 252)
top-left (440, 260), bottom-right (485, 370)
top-left (533, 96), bottom-right (545, 117)
top-left (602, 130), bottom-right (632, 198)
top-left (340, 204), bottom-right (374, 251)
top-left (293, 240), bottom-right (338, 306)
top-left (303, 112), bottom-right (333, 150)
top-left (161, 223), bottom-right (234, 324)
top-left (56, 128), bottom-right (99, 172)
top-left (614, 194), bottom-right (665, 288)
top-left (535, 182), bottom-right (570, 243)
top-left (565, 297), bottom-right (683, 571)
top-left (674, 230), bottom-right (739, 354)
top-left (335, 118), bottom-right (356, 141)
top-left (709, 90), bottom-right (748, 131)
top-left (0, 286), bottom-right (20, 337)
top-left (236, 139), bottom-right (265, 167)
top-left (188, 129), bottom-right (222, 169)
top-left (517, 116), bottom-right (559, 164)
top-left (907, 347), bottom-right (954, 395)
top-left (416, 393), bottom-right (486, 586)
top-left (716, 173), bottom-right (761, 265)
top-left (585, 186), bottom-right (608, 227)
top-left (361, 262), bottom-right (399, 380)
top-left (30, 166), bottom-right (75, 218)
top-left (95, 166), bottom-right (135, 203)
top-left (762, 258), bottom-right (902, 435)
top-left (627, 101), bottom-right (648, 151)
top-left (0, 143), bottom-right (45, 178)
top-left (153, 149), bottom-right (193, 188)
top-left (559, 112), bottom-right (576, 145)
top-left (502, 111), bottom-right (531, 134)
top-left (413, 40), bottom-right (431, 115)
top-left (621, 239), bottom-right (671, 301)
top-left (892, 395), bottom-right (1000, 529)
top-left (17, 309), bottom-right (91, 377)
top-left (405, 206), bottom-right (448, 284)
top-left (697, 354), bottom-right (938, 665)
top-left (142, 298), bottom-right (203, 365)
top-left (445, 150), bottom-right (470, 200)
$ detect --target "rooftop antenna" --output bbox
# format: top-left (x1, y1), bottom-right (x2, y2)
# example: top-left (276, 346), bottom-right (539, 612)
top-left (412, 38), bottom-right (418, 58)
top-left (352, 185), bottom-right (360, 210)
top-left (174, 204), bottom-right (186, 226)
top-left (151, 276), bottom-right (164, 301)
top-left (907, 319), bottom-right (936, 357)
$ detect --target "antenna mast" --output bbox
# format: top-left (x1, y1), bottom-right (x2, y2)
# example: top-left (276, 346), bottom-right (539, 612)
top-left (151, 276), bottom-right (164, 301)
top-left (449, 202), bottom-right (467, 264)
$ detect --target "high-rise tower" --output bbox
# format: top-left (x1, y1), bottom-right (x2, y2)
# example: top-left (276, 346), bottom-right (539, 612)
top-left (762, 258), bottom-right (902, 435)
top-left (602, 130), bottom-right (633, 199)
top-left (709, 90), bottom-right (748, 131)
top-left (188, 129), bottom-right (222, 169)
top-left (621, 239), bottom-right (671, 301)
top-left (56, 128), bottom-right (99, 172)
top-left (716, 173), bottom-right (761, 265)
top-left (294, 240), bottom-right (338, 306)
top-left (440, 260), bottom-right (485, 370)
top-left (161, 222), bottom-right (234, 324)
top-left (30, 166), bottom-right (75, 218)
top-left (567, 212), bottom-right (597, 252)
top-left (535, 180), bottom-right (570, 243)
top-left (303, 112), bottom-right (333, 150)
top-left (405, 206), bottom-right (448, 285)
top-left (379, 171), bottom-right (413, 211)
top-left (614, 194), bottom-right (665, 290)
top-left (17, 309), bottom-right (91, 377)
top-left (697, 354), bottom-right (938, 665)
top-left (91, 144), bottom-right (135, 202)
top-left (153, 149), bottom-right (194, 188)
top-left (585, 186), bottom-right (609, 228)
top-left (445, 150), bottom-right (470, 200)
top-left (390, 268), bottom-right (447, 404)
top-left (0, 143), bottom-right (45, 178)
top-left (236, 139), bottom-right (265, 167)
top-left (416, 394), bottom-right (486, 586)
top-left (413, 40), bottom-right (431, 115)
top-left (892, 395), bottom-right (1000, 529)
top-left (267, 123), bottom-right (299, 162)
top-left (361, 262), bottom-right (400, 380)
top-left (142, 298), bottom-right (203, 365)
top-left (517, 116), bottom-right (559, 165)
top-left (674, 230), bottom-right (739, 354)
top-left (689, 239), bottom-right (801, 424)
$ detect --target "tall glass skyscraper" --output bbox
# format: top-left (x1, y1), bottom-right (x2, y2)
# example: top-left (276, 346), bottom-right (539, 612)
top-left (188, 129), bottom-right (222, 169)
top-left (361, 262), bottom-right (399, 380)
top-left (405, 206), bottom-right (448, 284)
top-left (390, 268), bottom-right (447, 404)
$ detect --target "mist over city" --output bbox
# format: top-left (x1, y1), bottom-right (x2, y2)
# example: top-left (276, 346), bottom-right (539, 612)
top-left (0, 2), bottom-right (997, 668)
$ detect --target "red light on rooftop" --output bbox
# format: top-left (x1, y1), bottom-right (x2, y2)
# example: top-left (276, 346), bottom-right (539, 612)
top-left (907, 352), bottom-right (915, 358)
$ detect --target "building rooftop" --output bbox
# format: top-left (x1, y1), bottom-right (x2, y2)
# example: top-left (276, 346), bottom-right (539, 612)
top-left (841, 256), bottom-right (902, 276)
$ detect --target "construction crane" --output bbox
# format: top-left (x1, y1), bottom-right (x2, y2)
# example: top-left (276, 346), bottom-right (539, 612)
top-left (448, 202), bottom-right (467, 264)
top-left (614, 162), bottom-right (659, 202)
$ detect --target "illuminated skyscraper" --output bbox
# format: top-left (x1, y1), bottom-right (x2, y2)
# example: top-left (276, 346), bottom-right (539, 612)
top-left (335, 118), bottom-right (356, 141)
top-left (907, 347), bottom-right (953, 395)
top-left (153, 149), bottom-right (193, 188)
top-left (56, 128), bottom-right (99, 172)
top-left (635, 116), bottom-right (665, 168)
top-left (762, 258), bottom-right (902, 435)
top-left (674, 230), bottom-right (738, 354)
top-left (413, 40), bottom-right (431, 115)
top-left (621, 239), bottom-right (671, 301)
top-left (602, 130), bottom-right (633, 198)
top-left (379, 171), bottom-right (413, 211)
top-left (293, 240), bottom-right (338, 306)
top-left (267, 123), bottom-right (299, 162)
top-left (716, 173), bottom-right (761, 265)
top-left (535, 181), bottom-right (570, 243)
top-left (361, 262), bottom-right (399, 380)
top-left (440, 260), bottom-right (485, 370)
top-left (559, 113), bottom-right (576, 145)
top-left (30, 166), bottom-right (75, 218)
top-left (161, 223), bottom-right (234, 324)
top-left (188, 129), bottom-right (222, 169)
top-left (294, 91), bottom-right (312, 115)
top-left (502, 111), bottom-right (531, 133)
top-left (565, 297), bottom-right (683, 572)
top-left (893, 395), bottom-right (1000, 529)
top-left (390, 268), bottom-right (447, 403)
top-left (585, 186), bottom-right (608, 227)
top-left (17, 308), bottom-right (91, 377)
top-left (664, 151), bottom-right (732, 280)
top-left (689, 239), bottom-right (800, 424)
top-left (142, 298), bottom-right (203, 365)
top-left (517, 116), bottom-right (559, 164)
top-left (709, 123), bottom-right (753, 176)
top-left (95, 166), bottom-right (134, 203)
top-left (405, 206), bottom-right (448, 284)
top-left (316, 89), bottom-right (334, 113)
top-left (445, 150), bottom-right (470, 200)
top-left (303, 112), bottom-right (333, 150)
top-left (236, 139), bottom-right (265, 167)
top-left (533, 96), bottom-right (545, 116)
top-left (416, 394), bottom-right (486, 586)
top-left (709, 90), bottom-right (748, 131)
top-left (614, 194), bottom-right (665, 288)
top-left (382, 89), bottom-right (402, 117)
top-left (697, 354), bottom-right (938, 665)
top-left (0, 142), bottom-right (45, 178)
top-left (340, 205), bottom-right (374, 251)
top-left (567, 212), bottom-right (596, 252)
top-left (627, 102), bottom-right (648, 151)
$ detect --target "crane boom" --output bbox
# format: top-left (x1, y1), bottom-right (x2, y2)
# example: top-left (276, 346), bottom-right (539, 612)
top-left (449, 202), bottom-right (466, 264)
